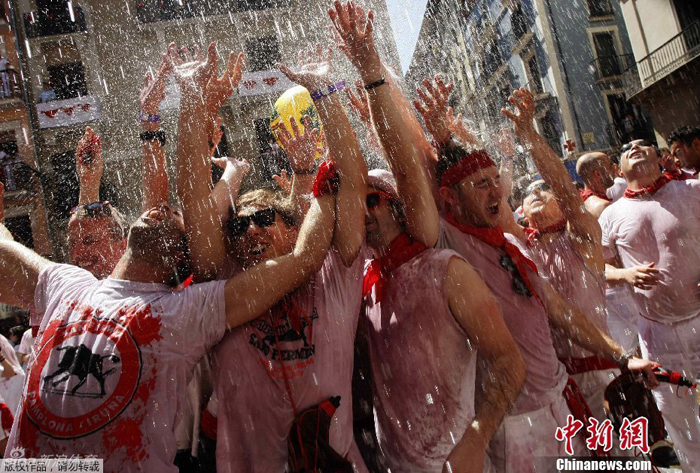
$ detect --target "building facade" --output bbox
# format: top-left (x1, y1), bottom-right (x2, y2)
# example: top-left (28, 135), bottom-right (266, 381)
top-left (0, 0), bottom-right (51, 256)
top-left (407, 0), bottom-right (653, 158)
top-left (9, 0), bottom-right (400, 256)
top-left (619, 0), bottom-right (700, 141)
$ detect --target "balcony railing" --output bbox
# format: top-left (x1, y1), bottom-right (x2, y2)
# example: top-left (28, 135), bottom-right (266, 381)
top-left (589, 54), bottom-right (633, 82)
top-left (23, 6), bottom-right (87, 38)
top-left (136, 0), bottom-right (291, 24)
top-left (622, 20), bottom-right (700, 98)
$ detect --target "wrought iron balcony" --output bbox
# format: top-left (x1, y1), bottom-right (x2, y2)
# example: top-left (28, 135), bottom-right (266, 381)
top-left (622, 20), bottom-right (700, 98)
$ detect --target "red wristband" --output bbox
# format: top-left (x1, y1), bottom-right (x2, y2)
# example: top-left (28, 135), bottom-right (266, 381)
top-left (312, 161), bottom-right (339, 197)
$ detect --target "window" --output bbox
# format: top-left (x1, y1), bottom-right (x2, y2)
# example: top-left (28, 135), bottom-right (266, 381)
top-left (48, 62), bottom-right (88, 99)
top-left (24, 1), bottom-right (86, 38)
top-left (246, 36), bottom-right (281, 72)
top-left (526, 54), bottom-right (543, 93)
top-left (587, 0), bottom-right (613, 18)
top-left (593, 32), bottom-right (620, 77)
top-left (511, 3), bottom-right (528, 40)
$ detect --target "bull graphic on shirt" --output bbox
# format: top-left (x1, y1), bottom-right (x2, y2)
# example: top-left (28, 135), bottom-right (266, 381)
top-left (42, 344), bottom-right (121, 397)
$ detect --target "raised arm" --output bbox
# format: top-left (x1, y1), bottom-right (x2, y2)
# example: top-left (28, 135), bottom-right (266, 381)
top-left (503, 88), bottom-right (603, 270)
top-left (0, 240), bottom-right (52, 309)
top-left (210, 157), bottom-right (250, 224)
top-left (224, 192), bottom-right (335, 329)
top-left (172, 43), bottom-right (244, 281)
top-left (543, 282), bottom-right (658, 385)
top-left (444, 256), bottom-right (525, 473)
top-left (75, 126), bottom-right (103, 206)
top-left (330, 2), bottom-right (438, 247)
top-left (278, 44), bottom-right (366, 266)
top-left (139, 51), bottom-right (173, 211)
top-left (273, 116), bottom-right (319, 221)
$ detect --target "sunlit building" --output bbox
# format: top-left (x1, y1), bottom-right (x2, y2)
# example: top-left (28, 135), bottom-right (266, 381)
top-left (407, 0), bottom-right (654, 158)
top-left (618, 0), bottom-right (700, 141)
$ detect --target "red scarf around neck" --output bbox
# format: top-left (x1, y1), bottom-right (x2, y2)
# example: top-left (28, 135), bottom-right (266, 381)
top-left (444, 213), bottom-right (542, 304)
top-left (580, 189), bottom-right (611, 202)
top-left (623, 171), bottom-right (676, 199)
top-left (363, 232), bottom-right (428, 302)
top-left (524, 219), bottom-right (567, 247)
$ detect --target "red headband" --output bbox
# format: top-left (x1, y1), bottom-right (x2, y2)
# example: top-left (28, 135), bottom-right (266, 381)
top-left (440, 150), bottom-right (496, 187)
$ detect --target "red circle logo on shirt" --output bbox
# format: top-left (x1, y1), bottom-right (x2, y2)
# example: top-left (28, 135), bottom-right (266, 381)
top-left (26, 317), bottom-right (142, 439)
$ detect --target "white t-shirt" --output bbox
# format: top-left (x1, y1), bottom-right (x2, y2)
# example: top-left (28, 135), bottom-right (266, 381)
top-left (18, 329), bottom-right (34, 362)
top-left (600, 180), bottom-right (700, 324)
top-left (6, 264), bottom-right (227, 472)
top-left (606, 177), bottom-right (627, 202)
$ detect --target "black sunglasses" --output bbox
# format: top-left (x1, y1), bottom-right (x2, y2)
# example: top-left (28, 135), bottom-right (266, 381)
top-left (620, 140), bottom-right (654, 155)
top-left (500, 254), bottom-right (533, 298)
top-left (228, 208), bottom-right (278, 238)
top-left (70, 201), bottom-right (112, 217)
top-left (526, 181), bottom-right (551, 195)
top-left (366, 191), bottom-right (394, 210)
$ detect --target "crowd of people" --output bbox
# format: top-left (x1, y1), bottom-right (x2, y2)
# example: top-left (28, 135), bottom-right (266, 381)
top-left (0, 2), bottom-right (699, 472)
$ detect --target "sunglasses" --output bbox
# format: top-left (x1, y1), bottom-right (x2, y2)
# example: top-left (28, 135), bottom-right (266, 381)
top-left (620, 140), bottom-right (654, 155)
top-left (527, 181), bottom-right (551, 195)
top-left (70, 201), bottom-right (112, 217)
top-left (500, 254), bottom-right (533, 298)
top-left (228, 208), bottom-right (278, 238)
top-left (366, 191), bottom-right (394, 209)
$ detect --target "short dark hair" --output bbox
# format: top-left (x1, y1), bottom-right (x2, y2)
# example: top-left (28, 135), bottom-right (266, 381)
top-left (435, 139), bottom-right (472, 187)
top-left (69, 204), bottom-right (127, 241)
top-left (668, 126), bottom-right (700, 147)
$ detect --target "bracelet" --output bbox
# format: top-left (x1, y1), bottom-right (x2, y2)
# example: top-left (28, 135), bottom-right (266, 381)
top-left (364, 78), bottom-right (386, 91)
top-left (310, 80), bottom-right (347, 102)
top-left (140, 113), bottom-right (161, 124)
top-left (139, 130), bottom-right (166, 146)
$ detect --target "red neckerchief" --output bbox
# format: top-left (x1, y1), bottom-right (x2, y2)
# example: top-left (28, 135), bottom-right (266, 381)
top-left (312, 161), bottom-right (339, 197)
top-left (363, 232), bottom-right (428, 302)
top-left (444, 213), bottom-right (542, 304)
top-left (524, 219), bottom-right (567, 247)
top-left (623, 172), bottom-right (675, 199)
top-left (580, 189), bottom-right (611, 202)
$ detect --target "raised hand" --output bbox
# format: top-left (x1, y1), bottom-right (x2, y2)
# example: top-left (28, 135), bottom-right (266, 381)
top-left (328, 1), bottom-right (381, 80)
top-left (168, 42), bottom-right (217, 100)
top-left (501, 87), bottom-right (536, 138)
top-left (204, 52), bottom-right (245, 118)
top-left (275, 116), bottom-right (319, 173)
top-left (447, 107), bottom-right (480, 147)
top-left (413, 75), bottom-right (454, 145)
top-left (345, 81), bottom-right (370, 123)
top-left (273, 170), bottom-right (292, 194)
top-left (277, 44), bottom-right (333, 93)
top-left (75, 126), bottom-right (103, 187)
top-left (493, 128), bottom-right (517, 157)
top-left (140, 51), bottom-right (173, 115)
top-left (212, 156), bottom-right (251, 180)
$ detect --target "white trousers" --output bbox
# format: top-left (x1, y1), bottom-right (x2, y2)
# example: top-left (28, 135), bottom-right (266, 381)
top-left (606, 286), bottom-right (640, 353)
top-left (487, 395), bottom-right (588, 473)
top-left (639, 315), bottom-right (700, 472)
